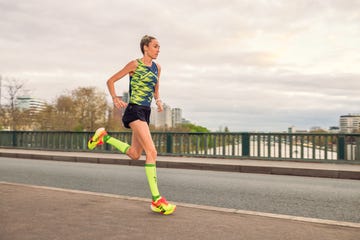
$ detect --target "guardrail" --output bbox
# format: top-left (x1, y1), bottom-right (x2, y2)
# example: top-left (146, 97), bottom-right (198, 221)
top-left (0, 131), bottom-right (359, 162)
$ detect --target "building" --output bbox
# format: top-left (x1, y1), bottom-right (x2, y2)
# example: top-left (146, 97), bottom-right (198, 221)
top-left (340, 114), bottom-right (360, 133)
top-left (287, 126), bottom-right (308, 133)
top-left (328, 126), bottom-right (340, 133)
top-left (310, 126), bottom-right (323, 132)
top-left (151, 103), bottom-right (172, 128)
top-left (16, 96), bottom-right (47, 113)
top-left (150, 104), bottom-right (184, 129)
top-left (172, 108), bottom-right (182, 127)
top-left (120, 91), bottom-right (184, 129)
top-left (122, 92), bottom-right (129, 103)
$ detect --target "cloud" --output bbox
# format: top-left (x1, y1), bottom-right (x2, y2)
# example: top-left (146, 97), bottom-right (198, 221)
top-left (1, 0), bottom-right (359, 131)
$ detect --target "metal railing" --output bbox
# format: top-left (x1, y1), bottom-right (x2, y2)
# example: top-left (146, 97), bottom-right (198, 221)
top-left (0, 131), bottom-right (359, 162)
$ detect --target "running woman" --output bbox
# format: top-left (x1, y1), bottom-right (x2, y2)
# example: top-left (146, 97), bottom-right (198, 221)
top-left (88, 35), bottom-right (176, 215)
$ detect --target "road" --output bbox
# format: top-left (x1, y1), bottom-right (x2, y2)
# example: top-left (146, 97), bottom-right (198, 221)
top-left (1, 157), bottom-right (360, 223)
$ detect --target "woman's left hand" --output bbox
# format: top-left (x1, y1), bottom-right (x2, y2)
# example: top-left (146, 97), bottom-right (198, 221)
top-left (156, 100), bottom-right (163, 112)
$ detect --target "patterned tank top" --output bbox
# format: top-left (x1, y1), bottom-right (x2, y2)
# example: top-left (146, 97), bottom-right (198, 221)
top-left (128, 59), bottom-right (158, 107)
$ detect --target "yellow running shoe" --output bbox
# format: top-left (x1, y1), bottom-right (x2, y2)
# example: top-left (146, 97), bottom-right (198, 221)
top-left (87, 128), bottom-right (108, 150)
top-left (151, 197), bottom-right (176, 215)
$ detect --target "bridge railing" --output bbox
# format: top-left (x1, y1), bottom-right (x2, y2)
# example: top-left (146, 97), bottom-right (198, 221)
top-left (0, 131), bottom-right (359, 162)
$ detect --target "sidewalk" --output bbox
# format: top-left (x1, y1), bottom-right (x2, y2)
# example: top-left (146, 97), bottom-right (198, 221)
top-left (0, 148), bottom-right (360, 179)
top-left (1, 182), bottom-right (359, 240)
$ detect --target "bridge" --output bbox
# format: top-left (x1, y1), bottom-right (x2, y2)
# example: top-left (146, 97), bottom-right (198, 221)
top-left (1, 131), bottom-right (360, 239)
top-left (1, 131), bottom-right (360, 162)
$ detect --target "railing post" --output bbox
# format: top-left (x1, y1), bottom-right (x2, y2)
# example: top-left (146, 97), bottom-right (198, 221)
top-left (338, 135), bottom-right (345, 160)
top-left (356, 136), bottom-right (360, 161)
top-left (242, 132), bottom-right (250, 157)
top-left (12, 131), bottom-right (17, 147)
top-left (166, 133), bottom-right (173, 154)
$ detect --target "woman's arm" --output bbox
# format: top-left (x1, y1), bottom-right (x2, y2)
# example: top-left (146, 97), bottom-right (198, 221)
top-left (107, 60), bottom-right (138, 108)
top-left (154, 63), bottom-right (163, 112)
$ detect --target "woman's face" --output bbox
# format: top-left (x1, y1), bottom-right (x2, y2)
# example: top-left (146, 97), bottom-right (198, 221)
top-left (145, 39), bottom-right (160, 59)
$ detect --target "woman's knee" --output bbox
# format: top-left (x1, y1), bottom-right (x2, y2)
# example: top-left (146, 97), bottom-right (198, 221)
top-left (130, 153), bottom-right (141, 160)
top-left (127, 147), bottom-right (142, 160)
top-left (146, 148), bottom-right (157, 159)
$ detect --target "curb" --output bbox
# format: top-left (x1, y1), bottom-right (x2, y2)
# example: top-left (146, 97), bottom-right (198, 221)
top-left (1, 151), bottom-right (359, 180)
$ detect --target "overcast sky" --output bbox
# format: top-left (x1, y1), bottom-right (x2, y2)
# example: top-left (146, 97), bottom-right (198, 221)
top-left (1, 0), bottom-right (359, 132)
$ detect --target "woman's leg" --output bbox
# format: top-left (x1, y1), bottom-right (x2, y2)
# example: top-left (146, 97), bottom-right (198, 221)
top-left (125, 130), bottom-right (143, 160)
top-left (88, 123), bottom-right (175, 214)
top-left (102, 130), bottom-right (142, 160)
top-left (129, 120), bottom-right (176, 214)
top-left (129, 120), bottom-right (157, 164)
top-left (129, 120), bottom-right (160, 201)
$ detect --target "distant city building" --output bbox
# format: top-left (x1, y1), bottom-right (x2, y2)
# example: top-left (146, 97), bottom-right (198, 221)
top-left (328, 126), bottom-right (340, 133)
top-left (172, 108), bottom-right (182, 127)
top-left (340, 114), bottom-right (360, 133)
top-left (288, 126), bottom-right (308, 133)
top-left (122, 92), bottom-right (129, 103)
top-left (118, 92), bottom-right (185, 129)
top-left (310, 126), bottom-right (322, 132)
top-left (288, 126), bottom-right (296, 133)
top-left (151, 103), bottom-right (172, 128)
top-left (16, 96), bottom-right (46, 113)
top-left (150, 104), bottom-right (185, 129)
top-left (181, 118), bottom-right (191, 125)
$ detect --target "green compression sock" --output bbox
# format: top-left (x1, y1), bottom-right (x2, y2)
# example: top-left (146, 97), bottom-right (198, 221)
top-left (145, 164), bottom-right (161, 201)
top-left (104, 135), bottom-right (130, 154)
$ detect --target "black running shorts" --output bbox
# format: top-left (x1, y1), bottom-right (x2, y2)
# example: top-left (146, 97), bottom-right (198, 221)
top-left (122, 103), bottom-right (151, 128)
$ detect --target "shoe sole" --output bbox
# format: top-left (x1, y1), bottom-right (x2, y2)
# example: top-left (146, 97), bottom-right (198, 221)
top-left (88, 129), bottom-right (107, 150)
top-left (150, 205), bottom-right (176, 215)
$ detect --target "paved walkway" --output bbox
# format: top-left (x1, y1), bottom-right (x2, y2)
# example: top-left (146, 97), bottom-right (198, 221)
top-left (0, 148), bottom-right (359, 179)
top-left (1, 182), bottom-right (360, 240)
top-left (1, 149), bottom-right (360, 239)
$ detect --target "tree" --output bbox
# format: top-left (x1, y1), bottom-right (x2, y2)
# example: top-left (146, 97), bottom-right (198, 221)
top-left (0, 106), bottom-right (7, 130)
top-left (0, 75), bottom-right (3, 106)
top-left (106, 105), bottom-right (127, 131)
top-left (35, 105), bottom-right (55, 130)
top-left (71, 87), bottom-right (108, 131)
top-left (54, 95), bottom-right (77, 130)
top-left (32, 87), bottom-right (109, 131)
top-left (35, 96), bottom-right (78, 131)
top-left (181, 123), bottom-right (210, 133)
top-left (3, 77), bottom-right (25, 130)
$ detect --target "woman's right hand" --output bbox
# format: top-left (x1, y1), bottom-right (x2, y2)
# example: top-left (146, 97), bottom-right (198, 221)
top-left (113, 97), bottom-right (127, 109)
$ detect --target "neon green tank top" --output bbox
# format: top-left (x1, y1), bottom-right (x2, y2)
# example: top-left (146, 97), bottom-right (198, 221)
top-left (129, 59), bottom-right (158, 107)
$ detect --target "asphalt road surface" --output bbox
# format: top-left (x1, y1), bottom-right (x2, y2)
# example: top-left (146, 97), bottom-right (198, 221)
top-left (1, 157), bottom-right (359, 223)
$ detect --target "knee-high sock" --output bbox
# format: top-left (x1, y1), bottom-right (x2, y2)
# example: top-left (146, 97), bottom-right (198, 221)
top-left (145, 164), bottom-right (161, 201)
top-left (103, 135), bottom-right (130, 154)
